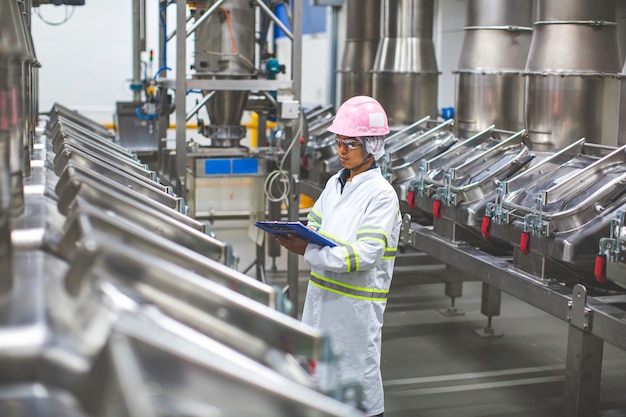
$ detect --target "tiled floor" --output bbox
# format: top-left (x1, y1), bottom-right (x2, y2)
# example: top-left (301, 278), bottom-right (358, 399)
top-left (210, 219), bottom-right (626, 417)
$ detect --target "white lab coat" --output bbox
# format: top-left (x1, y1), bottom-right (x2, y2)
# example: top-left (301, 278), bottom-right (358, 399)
top-left (302, 166), bottom-right (401, 416)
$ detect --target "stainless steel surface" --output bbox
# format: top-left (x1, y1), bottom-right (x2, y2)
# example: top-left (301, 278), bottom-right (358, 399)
top-left (338, 0), bottom-right (381, 101)
top-left (454, 0), bottom-right (533, 138)
top-left (372, 0), bottom-right (439, 127)
top-left (491, 141), bottom-right (626, 236)
top-left (387, 117), bottom-right (456, 183)
top-left (0, 384), bottom-right (88, 417)
top-left (401, 217), bottom-right (626, 416)
top-left (47, 103), bottom-right (114, 140)
top-left (69, 239), bottom-right (330, 363)
top-left (466, 0), bottom-right (535, 27)
top-left (422, 128), bottom-right (530, 206)
top-left (0, 134), bottom-right (11, 294)
top-left (111, 311), bottom-right (365, 417)
top-left (523, 0), bottom-right (622, 150)
top-left (59, 202), bottom-right (238, 281)
top-left (193, 0), bottom-right (255, 142)
top-left (50, 122), bottom-right (138, 163)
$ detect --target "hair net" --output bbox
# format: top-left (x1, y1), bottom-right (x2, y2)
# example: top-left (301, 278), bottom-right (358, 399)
top-left (362, 135), bottom-right (386, 161)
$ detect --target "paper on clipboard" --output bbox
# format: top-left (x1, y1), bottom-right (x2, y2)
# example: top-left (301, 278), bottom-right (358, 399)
top-left (254, 221), bottom-right (337, 247)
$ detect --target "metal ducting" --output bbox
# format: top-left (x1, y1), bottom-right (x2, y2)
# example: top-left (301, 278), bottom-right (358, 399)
top-left (454, 0), bottom-right (533, 139)
top-left (337, 0), bottom-right (381, 102)
top-left (523, 0), bottom-right (622, 151)
top-left (372, 0), bottom-right (439, 128)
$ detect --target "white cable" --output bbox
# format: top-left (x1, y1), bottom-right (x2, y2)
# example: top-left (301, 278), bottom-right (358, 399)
top-left (263, 111), bottom-right (304, 204)
top-left (34, 5), bottom-right (76, 26)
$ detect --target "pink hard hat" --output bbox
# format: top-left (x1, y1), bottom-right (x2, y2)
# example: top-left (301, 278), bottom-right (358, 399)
top-left (328, 96), bottom-right (390, 137)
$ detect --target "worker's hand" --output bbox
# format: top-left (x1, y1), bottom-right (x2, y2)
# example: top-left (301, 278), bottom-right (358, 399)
top-left (274, 233), bottom-right (308, 256)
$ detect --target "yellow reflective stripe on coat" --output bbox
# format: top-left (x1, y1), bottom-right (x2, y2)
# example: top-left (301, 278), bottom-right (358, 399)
top-left (307, 209), bottom-right (322, 229)
top-left (343, 244), bottom-right (359, 272)
top-left (310, 272), bottom-right (388, 301)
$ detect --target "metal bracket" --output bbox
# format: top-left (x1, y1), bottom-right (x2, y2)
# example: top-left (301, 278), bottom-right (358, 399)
top-left (416, 163), bottom-right (427, 197)
top-left (435, 169), bottom-right (457, 206)
top-left (485, 181), bottom-right (510, 224)
top-left (567, 284), bottom-right (593, 332)
top-left (401, 213), bottom-right (413, 245)
top-left (523, 191), bottom-right (551, 236)
top-left (599, 210), bottom-right (626, 263)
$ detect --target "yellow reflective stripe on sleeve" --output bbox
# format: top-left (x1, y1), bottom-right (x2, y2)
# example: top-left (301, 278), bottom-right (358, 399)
top-left (356, 230), bottom-right (389, 247)
top-left (382, 247), bottom-right (397, 260)
top-left (310, 272), bottom-right (388, 301)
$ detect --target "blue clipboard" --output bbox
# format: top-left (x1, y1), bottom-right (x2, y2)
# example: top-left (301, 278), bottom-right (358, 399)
top-left (255, 221), bottom-right (337, 247)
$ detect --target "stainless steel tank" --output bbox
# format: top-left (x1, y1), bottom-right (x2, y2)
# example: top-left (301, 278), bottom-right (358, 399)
top-left (193, 0), bottom-right (256, 145)
top-left (372, 0), bottom-right (439, 128)
top-left (523, 0), bottom-right (622, 151)
top-left (337, 0), bottom-right (381, 101)
top-left (0, 0), bottom-right (29, 215)
top-left (454, 0), bottom-right (533, 138)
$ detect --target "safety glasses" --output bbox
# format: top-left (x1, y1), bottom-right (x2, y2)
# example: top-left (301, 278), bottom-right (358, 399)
top-left (335, 136), bottom-right (362, 150)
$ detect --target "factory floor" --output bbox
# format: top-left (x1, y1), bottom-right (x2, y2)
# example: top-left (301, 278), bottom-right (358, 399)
top-left (210, 219), bottom-right (626, 417)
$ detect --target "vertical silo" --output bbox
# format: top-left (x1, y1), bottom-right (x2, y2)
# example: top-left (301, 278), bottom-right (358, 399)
top-left (337, 0), bottom-right (381, 103)
top-left (454, 0), bottom-right (533, 139)
top-left (372, 0), bottom-right (439, 128)
top-left (523, 0), bottom-right (622, 151)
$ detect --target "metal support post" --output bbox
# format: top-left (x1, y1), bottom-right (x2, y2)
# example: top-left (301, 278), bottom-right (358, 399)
top-left (438, 281), bottom-right (465, 316)
top-left (475, 282), bottom-right (503, 338)
top-left (132, 0), bottom-right (146, 103)
top-left (564, 284), bottom-right (603, 417)
top-left (174, 0), bottom-right (187, 197)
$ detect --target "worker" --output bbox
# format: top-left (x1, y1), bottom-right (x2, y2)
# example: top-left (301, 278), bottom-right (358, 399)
top-left (274, 95), bottom-right (401, 417)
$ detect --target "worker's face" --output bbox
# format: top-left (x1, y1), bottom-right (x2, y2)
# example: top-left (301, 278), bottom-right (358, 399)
top-left (335, 135), bottom-right (365, 169)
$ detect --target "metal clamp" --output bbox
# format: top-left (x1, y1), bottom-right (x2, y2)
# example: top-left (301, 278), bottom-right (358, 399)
top-left (523, 191), bottom-right (550, 236)
top-left (415, 163), bottom-right (427, 197)
top-left (598, 210), bottom-right (626, 263)
top-left (485, 181), bottom-right (510, 224)
top-left (435, 169), bottom-right (457, 207)
top-left (567, 284), bottom-right (593, 332)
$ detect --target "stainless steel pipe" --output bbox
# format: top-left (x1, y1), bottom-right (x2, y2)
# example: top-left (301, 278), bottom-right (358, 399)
top-left (372, 0), bottom-right (439, 127)
top-left (337, 0), bottom-right (381, 102)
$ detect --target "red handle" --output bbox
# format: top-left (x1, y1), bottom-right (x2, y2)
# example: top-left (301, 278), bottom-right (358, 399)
top-left (433, 200), bottom-right (442, 219)
top-left (594, 254), bottom-right (607, 282)
top-left (481, 216), bottom-right (491, 238)
top-left (407, 191), bottom-right (416, 209)
top-left (520, 231), bottom-right (531, 255)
